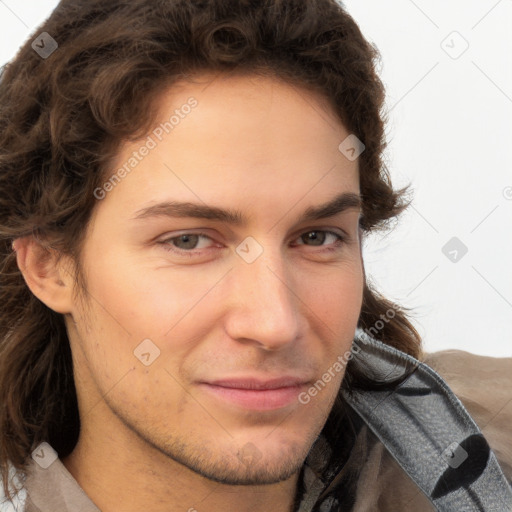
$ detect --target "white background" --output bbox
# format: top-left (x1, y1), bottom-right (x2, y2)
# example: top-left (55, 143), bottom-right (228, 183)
top-left (1, 0), bottom-right (511, 357)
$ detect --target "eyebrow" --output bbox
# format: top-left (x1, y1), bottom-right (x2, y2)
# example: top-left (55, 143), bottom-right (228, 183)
top-left (132, 192), bottom-right (362, 226)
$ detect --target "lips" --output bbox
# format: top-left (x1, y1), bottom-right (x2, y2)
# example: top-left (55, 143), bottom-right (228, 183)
top-left (205, 377), bottom-right (309, 390)
top-left (198, 376), bottom-right (310, 410)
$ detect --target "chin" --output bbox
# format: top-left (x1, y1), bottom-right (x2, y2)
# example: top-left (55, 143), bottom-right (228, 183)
top-left (156, 431), bottom-right (313, 486)
top-left (186, 445), bottom-right (307, 486)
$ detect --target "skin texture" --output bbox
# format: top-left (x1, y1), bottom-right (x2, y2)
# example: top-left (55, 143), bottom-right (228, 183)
top-left (15, 72), bottom-right (364, 512)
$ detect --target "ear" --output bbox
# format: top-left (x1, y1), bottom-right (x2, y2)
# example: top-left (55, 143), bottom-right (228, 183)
top-left (13, 237), bottom-right (75, 314)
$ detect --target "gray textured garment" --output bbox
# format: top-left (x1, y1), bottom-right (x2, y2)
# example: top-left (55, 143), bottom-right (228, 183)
top-left (1, 336), bottom-right (511, 511)
top-left (294, 336), bottom-right (512, 511)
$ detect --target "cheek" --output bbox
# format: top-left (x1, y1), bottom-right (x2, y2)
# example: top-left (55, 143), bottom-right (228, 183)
top-left (77, 234), bottom-right (363, 357)
top-left (79, 248), bottom-right (196, 337)
top-left (74, 251), bottom-right (227, 388)
top-left (307, 264), bottom-right (364, 370)
top-left (305, 262), bottom-right (364, 326)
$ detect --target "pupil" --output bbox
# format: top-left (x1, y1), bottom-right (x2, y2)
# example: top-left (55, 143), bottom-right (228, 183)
top-left (304, 231), bottom-right (324, 246)
top-left (175, 234), bottom-right (198, 249)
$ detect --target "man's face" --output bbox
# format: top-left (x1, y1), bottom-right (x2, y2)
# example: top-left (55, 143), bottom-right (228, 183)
top-left (67, 73), bottom-right (363, 485)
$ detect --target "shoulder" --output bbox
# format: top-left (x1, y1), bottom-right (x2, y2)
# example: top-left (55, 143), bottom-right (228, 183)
top-left (346, 348), bottom-right (512, 511)
top-left (421, 349), bottom-right (512, 481)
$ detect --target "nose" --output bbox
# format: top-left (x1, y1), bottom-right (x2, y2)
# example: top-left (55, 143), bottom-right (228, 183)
top-left (222, 247), bottom-right (301, 351)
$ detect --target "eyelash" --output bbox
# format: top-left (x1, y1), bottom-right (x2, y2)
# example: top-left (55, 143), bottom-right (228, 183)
top-left (157, 230), bottom-right (348, 257)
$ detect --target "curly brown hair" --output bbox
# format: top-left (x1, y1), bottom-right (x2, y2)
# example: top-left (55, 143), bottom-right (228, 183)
top-left (0, 0), bottom-right (421, 499)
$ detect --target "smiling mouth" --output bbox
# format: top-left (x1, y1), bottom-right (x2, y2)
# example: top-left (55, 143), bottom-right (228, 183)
top-left (197, 377), bottom-right (310, 411)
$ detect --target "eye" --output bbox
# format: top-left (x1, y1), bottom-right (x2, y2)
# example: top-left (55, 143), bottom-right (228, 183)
top-left (157, 229), bottom-right (348, 258)
top-left (160, 233), bottom-right (215, 252)
top-left (293, 230), bottom-right (346, 249)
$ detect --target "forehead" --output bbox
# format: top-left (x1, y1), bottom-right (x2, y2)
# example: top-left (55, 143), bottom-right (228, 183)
top-left (151, 71), bottom-right (347, 146)
top-left (97, 72), bottom-right (360, 222)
